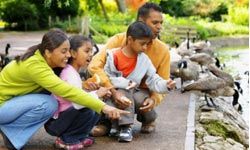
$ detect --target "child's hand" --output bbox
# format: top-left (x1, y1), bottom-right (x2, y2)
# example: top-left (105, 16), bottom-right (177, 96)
top-left (166, 79), bottom-right (176, 90)
top-left (84, 82), bottom-right (100, 91)
top-left (102, 104), bottom-right (130, 120)
top-left (82, 74), bottom-right (101, 91)
top-left (96, 87), bottom-right (112, 98)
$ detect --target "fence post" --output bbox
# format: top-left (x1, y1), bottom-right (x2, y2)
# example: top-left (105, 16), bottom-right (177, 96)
top-left (81, 16), bottom-right (89, 36)
top-left (48, 16), bottom-right (52, 28)
top-left (68, 15), bottom-right (71, 28)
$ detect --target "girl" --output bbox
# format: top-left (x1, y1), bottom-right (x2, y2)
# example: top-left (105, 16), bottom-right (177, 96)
top-left (45, 35), bottom-right (111, 150)
top-left (0, 29), bottom-right (128, 150)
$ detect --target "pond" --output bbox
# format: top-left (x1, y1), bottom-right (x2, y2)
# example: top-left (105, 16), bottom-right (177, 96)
top-left (216, 48), bottom-right (249, 125)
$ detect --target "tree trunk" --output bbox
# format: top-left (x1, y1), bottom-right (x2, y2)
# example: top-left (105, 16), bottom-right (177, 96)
top-left (115, 0), bottom-right (127, 13)
top-left (98, 0), bottom-right (109, 22)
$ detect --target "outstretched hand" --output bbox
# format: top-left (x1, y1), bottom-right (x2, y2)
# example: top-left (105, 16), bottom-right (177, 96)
top-left (102, 104), bottom-right (130, 120)
top-left (166, 79), bottom-right (176, 90)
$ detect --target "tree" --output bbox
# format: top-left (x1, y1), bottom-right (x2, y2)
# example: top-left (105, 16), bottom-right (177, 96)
top-left (115, 0), bottom-right (127, 13)
top-left (1, 0), bottom-right (39, 30)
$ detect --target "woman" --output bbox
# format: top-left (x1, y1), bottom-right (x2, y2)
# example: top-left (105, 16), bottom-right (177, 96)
top-left (45, 35), bottom-right (112, 149)
top-left (0, 29), bottom-right (128, 150)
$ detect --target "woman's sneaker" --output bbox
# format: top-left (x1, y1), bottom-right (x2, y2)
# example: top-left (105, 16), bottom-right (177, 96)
top-left (54, 138), bottom-right (84, 150)
top-left (118, 126), bottom-right (133, 142)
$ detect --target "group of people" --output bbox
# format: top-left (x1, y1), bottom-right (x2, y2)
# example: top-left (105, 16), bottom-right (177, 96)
top-left (0, 2), bottom-right (175, 150)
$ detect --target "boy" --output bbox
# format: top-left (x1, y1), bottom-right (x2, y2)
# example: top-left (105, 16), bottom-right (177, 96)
top-left (104, 21), bottom-right (175, 142)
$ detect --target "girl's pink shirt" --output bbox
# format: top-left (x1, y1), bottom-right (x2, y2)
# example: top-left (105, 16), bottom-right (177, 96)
top-left (53, 64), bottom-right (83, 118)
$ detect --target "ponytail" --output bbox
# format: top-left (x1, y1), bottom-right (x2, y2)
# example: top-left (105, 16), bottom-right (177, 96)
top-left (15, 44), bottom-right (41, 62)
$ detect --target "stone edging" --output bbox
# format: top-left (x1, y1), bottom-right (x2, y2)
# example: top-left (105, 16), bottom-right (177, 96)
top-left (185, 93), bottom-right (197, 150)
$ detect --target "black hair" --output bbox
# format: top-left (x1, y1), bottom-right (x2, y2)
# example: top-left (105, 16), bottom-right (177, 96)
top-left (16, 28), bottom-right (68, 62)
top-left (137, 2), bottom-right (162, 20)
top-left (126, 21), bottom-right (153, 40)
top-left (68, 35), bottom-right (93, 64)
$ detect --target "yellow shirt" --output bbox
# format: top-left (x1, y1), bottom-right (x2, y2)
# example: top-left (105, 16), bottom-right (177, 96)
top-left (88, 33), bottom-right (170, 106)
top-left (0, 50), bottom-right (105, 113)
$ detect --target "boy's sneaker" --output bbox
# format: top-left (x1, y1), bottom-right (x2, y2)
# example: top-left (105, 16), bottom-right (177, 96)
top-left (118, 126), bottom-right (133, 142)
top-left (109, 128), bottom-right (119, 137)
top-left (54, 138), bottom-right (84, 150)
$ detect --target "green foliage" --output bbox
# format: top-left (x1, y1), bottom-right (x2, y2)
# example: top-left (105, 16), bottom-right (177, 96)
top-left (159, 0), bottom-right (186, 17)
top-left (228, 6), bottom-right (249, 26)
top-left (197, 20), bottom-right (249, 36)
top-left (90, 12), bottom-right (135, 37)
top-left (1, 0), bottom-right (39, 30)
top-left (209, 3), bottom-right (228, 21)
top-left (92, 34), bottom-right (108, 44)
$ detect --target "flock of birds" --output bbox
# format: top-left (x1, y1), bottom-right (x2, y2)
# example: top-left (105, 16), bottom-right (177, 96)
top-left (170, 39), bottom-right (247, 113)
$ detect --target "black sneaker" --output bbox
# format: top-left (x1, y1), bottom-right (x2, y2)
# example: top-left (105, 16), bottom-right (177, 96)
top-left (0, 130), bottom-right (17, 150)
top-left (118, 126), bottom-right (133, 142)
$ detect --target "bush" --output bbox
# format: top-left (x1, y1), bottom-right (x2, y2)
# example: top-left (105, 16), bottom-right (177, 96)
top-left (228, 6), bottom-right (249, 26)
top-left (1, 0), bottom-right (39, 30)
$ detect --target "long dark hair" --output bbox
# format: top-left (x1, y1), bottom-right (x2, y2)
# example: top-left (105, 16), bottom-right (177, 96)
top-left (15, 28), bottom-right (68, 62)
top-left (136, 2), bottom-right (162, 20)
top-left (68, 35), bottom-right (93, 64)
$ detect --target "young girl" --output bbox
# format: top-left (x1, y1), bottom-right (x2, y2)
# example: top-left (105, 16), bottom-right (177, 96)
top-left (45, 35), bottom-right (112, 150)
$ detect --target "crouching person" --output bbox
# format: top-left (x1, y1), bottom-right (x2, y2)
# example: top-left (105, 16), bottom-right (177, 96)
top-left (0, 29), bottom-right (128, 150)
top-left (104, 22), bottom-right (176, 142)
top-left (45, 35), bottom-right (113, 150)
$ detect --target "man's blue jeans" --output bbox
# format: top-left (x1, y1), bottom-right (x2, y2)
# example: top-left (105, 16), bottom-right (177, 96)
top-left (0, 94), bottom-right (58, 150)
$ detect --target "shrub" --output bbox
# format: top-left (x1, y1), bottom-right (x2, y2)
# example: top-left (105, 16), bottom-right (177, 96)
top-left (1, 0), bottom-right (39, 30)
top-left (228, 6), bottom-right (249, 26)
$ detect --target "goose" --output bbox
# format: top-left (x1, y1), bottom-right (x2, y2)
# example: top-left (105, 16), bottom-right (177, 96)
top-left (170, 59), bottom-right (199, 88)
top-left (0, 43), bottom-right (11, 70)
top-left (232, 89), bottom-right (243, 113)
top-left (234, 81), bottom-right (243, 95)
top-left (182, 64), bottom-right (237, 107)
top-left (244, 71), bottom-right (249, 84)
top-left (189, 53), bottom-right (216, 72)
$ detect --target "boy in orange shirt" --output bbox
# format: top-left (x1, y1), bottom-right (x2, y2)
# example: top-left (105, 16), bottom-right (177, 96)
top-left (104, 21), bottom-right (175, 142)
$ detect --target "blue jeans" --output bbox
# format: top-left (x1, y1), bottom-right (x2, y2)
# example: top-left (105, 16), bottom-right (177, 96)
top-left (0, 94), bottom-right (58, 150)
top-left (45, 107), bottom-right (100, 144)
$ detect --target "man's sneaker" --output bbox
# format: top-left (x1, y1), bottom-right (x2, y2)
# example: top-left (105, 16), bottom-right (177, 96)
top-left (118, 126), bottom-right (133, 142)
top-left (141, 121), bottom-right (156, 134)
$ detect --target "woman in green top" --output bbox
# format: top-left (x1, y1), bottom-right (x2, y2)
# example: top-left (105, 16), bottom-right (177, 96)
top-left (0, 28), bottom-right (128, 150)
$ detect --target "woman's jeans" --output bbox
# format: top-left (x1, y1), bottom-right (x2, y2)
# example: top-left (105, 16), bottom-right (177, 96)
top-left (0, 94), bottom-right (58, 150)
top-left (45, 107), bottom-right (100, 144)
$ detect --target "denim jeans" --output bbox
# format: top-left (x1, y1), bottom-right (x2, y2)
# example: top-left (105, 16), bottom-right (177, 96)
top-left (0, 94), bottom-right (58, 150)
top-left (45, 107), bottom-right (100, 144)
